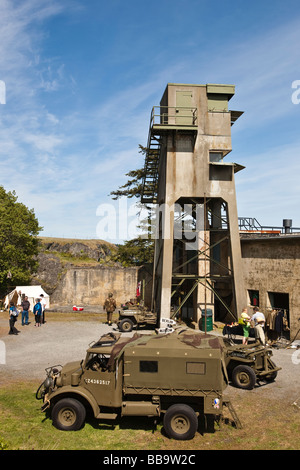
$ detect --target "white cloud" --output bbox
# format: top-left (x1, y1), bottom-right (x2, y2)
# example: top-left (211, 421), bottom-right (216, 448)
top-left (24, 133), bottom-right (63, 153)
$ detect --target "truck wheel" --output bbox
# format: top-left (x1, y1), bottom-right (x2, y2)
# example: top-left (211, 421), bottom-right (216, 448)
top-left (52, 398), bottom-right (86, 431)
top-left (232, 365), bottom-right (256, 390)
top-left (163, 404), bottom-right (198, 440)
top-left (119, 318), bottom-right (134, 332)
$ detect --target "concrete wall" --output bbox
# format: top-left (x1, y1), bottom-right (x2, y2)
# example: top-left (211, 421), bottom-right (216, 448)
top-left (241, 235), bottom-right (300, 340)
top-left (50, 265), bottom-right (139, 308)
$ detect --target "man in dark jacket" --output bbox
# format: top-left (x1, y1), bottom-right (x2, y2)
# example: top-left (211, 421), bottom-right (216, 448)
top-left (21, 296), bottom-right (30, 325)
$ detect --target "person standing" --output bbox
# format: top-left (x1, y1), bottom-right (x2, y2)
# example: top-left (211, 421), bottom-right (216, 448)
top-left (251, 307), bottom-right (266, 346)
top-left (21, 296), bottom-right (30, 325)
top-left (33, 298), bottom-right (42, 327)
top-left (8, 302), bottom-right (19, 335)
top-left (238, 309), bottom-right (251, 344)
top-left (40, 294), bottom-right (47, 324)
top-left (103, 293), bottom-right (116, 326)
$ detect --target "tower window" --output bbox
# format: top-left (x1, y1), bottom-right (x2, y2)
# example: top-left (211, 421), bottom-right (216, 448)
top-left (209, 152), bottom-right (223, 163)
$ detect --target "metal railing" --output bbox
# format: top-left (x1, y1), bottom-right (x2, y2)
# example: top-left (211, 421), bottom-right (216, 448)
top-left (151, 106), bottom-right (198, 127)
top-left (238, 217), bottom-right (300, 234)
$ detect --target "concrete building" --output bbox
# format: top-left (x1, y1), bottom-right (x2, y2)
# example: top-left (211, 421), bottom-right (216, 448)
top-left (241, 232), bottom-right (300, 340)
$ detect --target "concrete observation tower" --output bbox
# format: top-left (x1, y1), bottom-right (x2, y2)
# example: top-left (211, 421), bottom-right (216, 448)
top-left (141, 83), bottom-right (247, 326)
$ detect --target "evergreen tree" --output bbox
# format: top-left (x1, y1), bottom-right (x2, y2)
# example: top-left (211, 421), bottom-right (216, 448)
top-left (112, 237), bottom-right (154, 266)
top-left (109, 145), bottom-right (147, 200)
top-left (109, 145), bottom-right (155, 266)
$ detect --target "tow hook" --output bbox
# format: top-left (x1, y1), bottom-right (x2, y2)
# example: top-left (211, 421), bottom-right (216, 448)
top-left (41, 400), bottom-right (50, 412)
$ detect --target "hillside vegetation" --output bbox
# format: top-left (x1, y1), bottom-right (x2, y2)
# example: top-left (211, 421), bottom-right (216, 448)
top-left (39, 236), bottom-right (117, 262)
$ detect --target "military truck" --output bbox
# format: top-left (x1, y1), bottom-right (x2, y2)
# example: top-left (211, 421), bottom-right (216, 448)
top-left (36, 330), bottom-right (231, 440)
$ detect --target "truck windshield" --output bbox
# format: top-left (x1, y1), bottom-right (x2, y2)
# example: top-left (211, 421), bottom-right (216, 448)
top-left (85, 353), bottom-right (110, 371)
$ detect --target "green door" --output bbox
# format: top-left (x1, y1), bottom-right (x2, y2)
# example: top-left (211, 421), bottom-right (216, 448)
top-left (176, 91), bottom-right (193, 125)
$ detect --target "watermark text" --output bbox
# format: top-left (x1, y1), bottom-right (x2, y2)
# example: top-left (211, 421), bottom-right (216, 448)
top-left (292, 349), bottom-right (300, 365)
top-left (0, 80), bottom-right (6, 104)
top-left (0, 340), bottom-right (6, 364)
top-left (96, 200), bottom-right (208, 250)
top-left (291, 80), bottom-right (300, 104)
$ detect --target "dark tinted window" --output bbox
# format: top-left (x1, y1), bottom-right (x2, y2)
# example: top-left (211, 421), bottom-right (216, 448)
top-left (139, 361), bottom-right (158, 373)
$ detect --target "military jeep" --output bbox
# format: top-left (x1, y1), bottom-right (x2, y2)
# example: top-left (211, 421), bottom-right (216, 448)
top-left (36, 330), bottom-right (232, 440)
top-left (117, 307), bottom-right (158, 332)
top-left (174, 328), bottom-right (281, 390)
top-left (223, 339), bottom-right (281, 390)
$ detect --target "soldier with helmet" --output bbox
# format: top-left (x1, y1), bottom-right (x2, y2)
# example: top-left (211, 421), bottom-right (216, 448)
top-left (103, 293), bottom-right (116, 326)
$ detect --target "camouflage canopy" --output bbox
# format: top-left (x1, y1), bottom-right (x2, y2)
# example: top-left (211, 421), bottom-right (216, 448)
top-left (106, 328), bottom-right (224, 369)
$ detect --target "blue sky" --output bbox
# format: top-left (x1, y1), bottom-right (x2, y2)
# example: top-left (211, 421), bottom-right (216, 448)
top-left (0, 0), bottom-right (300, 241)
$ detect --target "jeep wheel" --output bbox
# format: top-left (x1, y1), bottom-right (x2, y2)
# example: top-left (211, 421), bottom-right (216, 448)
top-left (52, 398), bottom-right (86, 431)
top-left (163, 404), bottom-right (198, 440)
top-left (264, 359), bottom-right (278, 382)
top-left (119, 318), bottom-right (134, 332)
top-left (232, 364), bottom-right (256, 390)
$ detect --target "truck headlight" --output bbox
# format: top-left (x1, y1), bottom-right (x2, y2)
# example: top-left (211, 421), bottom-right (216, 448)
top-left (43, 377), bottom-right (54, 391)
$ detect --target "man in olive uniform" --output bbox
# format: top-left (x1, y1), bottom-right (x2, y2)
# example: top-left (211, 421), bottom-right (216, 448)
top-left (103, 293), bottom-right (116, 325)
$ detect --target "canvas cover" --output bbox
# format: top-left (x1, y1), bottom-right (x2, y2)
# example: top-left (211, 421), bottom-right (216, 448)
top-left (122, 331), bottom-right (226, 392)
top-left (103, 330), bottom-right (227, 393)
top-left (4, 285), bottom-right (50, 311)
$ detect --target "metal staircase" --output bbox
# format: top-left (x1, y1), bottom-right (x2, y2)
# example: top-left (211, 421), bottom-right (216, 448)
top-left (141, 106), bottom-right (198, 204)
top-left (141, 126), bottom-right (161, 204)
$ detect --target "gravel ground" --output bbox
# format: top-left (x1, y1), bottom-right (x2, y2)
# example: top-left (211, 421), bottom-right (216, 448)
top-left (0, 311), bottom-right (300, 409)
top-left (0, 312), bottom-right (131, 383)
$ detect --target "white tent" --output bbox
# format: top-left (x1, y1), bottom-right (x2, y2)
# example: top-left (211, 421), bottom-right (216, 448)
top-left (4, 285), bottom-right (50, 311)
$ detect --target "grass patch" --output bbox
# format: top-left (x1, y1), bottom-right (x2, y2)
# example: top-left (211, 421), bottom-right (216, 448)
top-left (45, 311), bottom-right (107, 323)
top-left (0, 382), bottom-right (165, 450)
top-left (48, 250), bottom-right (100, 265)
top-left (0, 382), bottom-right (299, 450)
